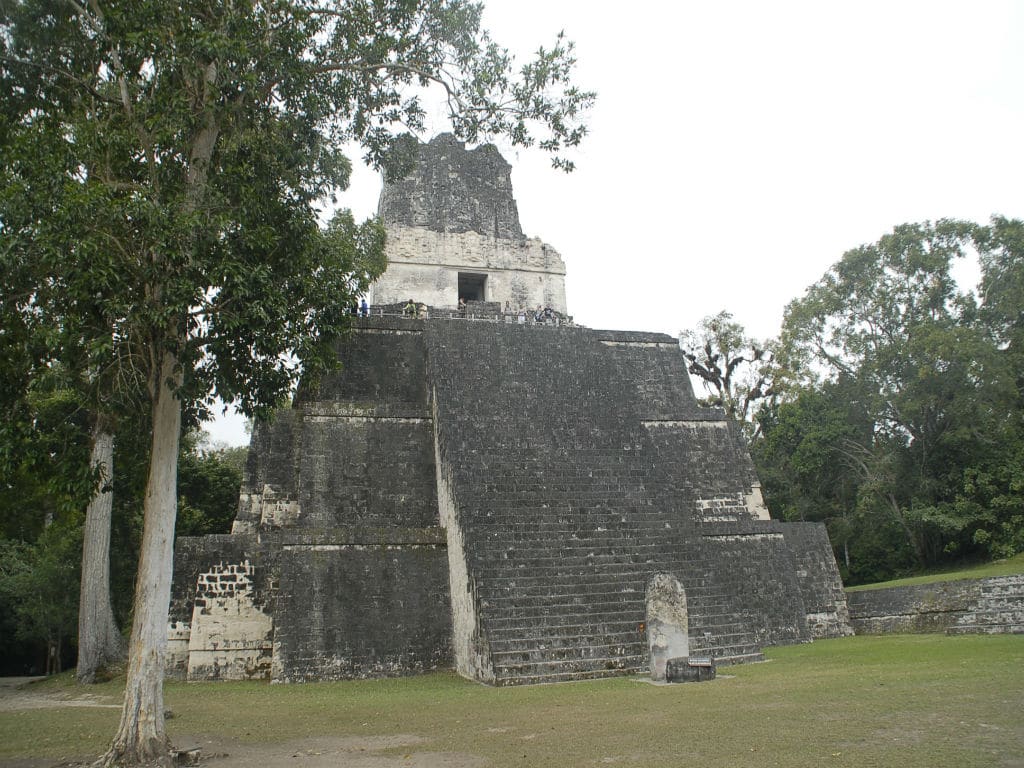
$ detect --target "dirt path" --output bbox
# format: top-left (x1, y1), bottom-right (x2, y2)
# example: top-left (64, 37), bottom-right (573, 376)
top-left (172, 735), bottom-right (487, 768)
top-left (0, 679), bottom-right (487, 768)
top-left (0, 677), bottom-right (120, 713)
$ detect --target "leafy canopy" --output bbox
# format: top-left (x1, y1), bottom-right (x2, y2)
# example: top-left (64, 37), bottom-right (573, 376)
top-left (1, 0), bottom-right (594, 420)
top-left (762, 218), bottom-right (1024, 579)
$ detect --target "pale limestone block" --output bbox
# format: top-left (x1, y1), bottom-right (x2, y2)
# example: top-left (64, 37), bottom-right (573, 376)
top-left (186, 560), bottom-right (273, 680)
top-left (646, 573), bottom-right (689, 682)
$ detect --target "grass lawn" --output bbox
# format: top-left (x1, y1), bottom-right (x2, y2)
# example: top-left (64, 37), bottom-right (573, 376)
top-left (1, 634), bottom-right (1022, 767)
top-left (846, 552), bottom-right (1024, 592)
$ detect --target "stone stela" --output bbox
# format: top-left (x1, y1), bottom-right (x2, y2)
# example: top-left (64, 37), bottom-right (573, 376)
top-left (167, 135), bottom-right (853, 686)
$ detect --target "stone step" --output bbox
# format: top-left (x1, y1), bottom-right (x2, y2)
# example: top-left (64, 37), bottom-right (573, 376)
top-left (462, 507), bottom-right (678, 518)
top-left (969, 609), bottom-right (1024, 621)
top-left (473, 552), bottom-right (670, 570)
top-left (476, 582), bottom-right (754, 601)
top-left (477, 590), bottom-right (748, 621)
top-left (483, 610), bottom-right (643, 626)
top-left (466, 525), bottom-right (676, 537)
top-left (471, 562), bottom-right (667, 581)
top-left (463, 515), bottom-right (679, 530)
top-left (471, 569), bottom-right (729, 591)
top-left (475, 588), bottom-right (738, 613)
top-left (492, 653), bottom-right (648, 682)
top-left (470, 542), bottom-right (680, 557)
top-left (490, 637), bottom-right (646, 661)
top-left (482, 606), bottom-right (753, 638)
top-left (468, 538), bottom-right (680, 555)
top-left (475, 578), bottom-right (647, 597)
top-left (486, 622), bottom-right (646, 643)
top-left (478, 594), bottom-right (645, 612)
top-left (492, 666), bottom-right (644, 686)
top-left (473, 536), bottom-right (672, 551)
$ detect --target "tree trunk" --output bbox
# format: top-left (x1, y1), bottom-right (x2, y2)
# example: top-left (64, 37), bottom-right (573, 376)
top-left (99, 352), bottom-right (182, 768)
top-left (77, 418), bottom-right (123, 683)
top-left (47, 637), bottom-right (60, 676)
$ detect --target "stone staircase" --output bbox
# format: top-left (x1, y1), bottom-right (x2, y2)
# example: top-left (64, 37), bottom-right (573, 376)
top-left (427, 322), bottom-right (764, 684)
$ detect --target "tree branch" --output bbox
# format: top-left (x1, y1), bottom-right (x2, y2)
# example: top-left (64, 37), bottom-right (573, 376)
top-left (0, 55), bottom-right (120, 106)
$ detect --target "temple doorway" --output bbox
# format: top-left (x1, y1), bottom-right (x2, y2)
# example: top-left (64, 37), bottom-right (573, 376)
top-left (458, 272), bottom-right (487, 303)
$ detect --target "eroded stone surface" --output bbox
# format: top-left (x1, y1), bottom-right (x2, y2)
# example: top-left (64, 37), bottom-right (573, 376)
top-left (846, 575), bottom-right (1024, 635)
top-left (167, 134), bottom-right (850, 685)
top-left (646, 574), bottom-right (689, 682)
top-left (379, 133), bottom-right (523, 239)
top-left (371, 136), bottom-right (566, 313)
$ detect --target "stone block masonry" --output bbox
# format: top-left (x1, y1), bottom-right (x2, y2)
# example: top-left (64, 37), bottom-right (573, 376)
top-left (167, 133), bottom-right (851, 684)
top-left (846, 575), bottom-right (1024, 635)
top-left (371, 134), bottom-right (568, 313)
top-left (271, 543), bottom-right (451, 682)
top-left (168, 317), bottom-right (852, 683)
top-left (169, 318), bottom-right (454, 682)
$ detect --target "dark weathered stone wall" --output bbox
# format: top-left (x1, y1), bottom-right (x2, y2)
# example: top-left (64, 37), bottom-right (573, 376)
top-left (693, 521), bottom-right (812, 649)
top-left (779, 522), bottom-right (854, 638)
top-left (236, 319), bottom-right (438, 533)
top-left (296, 319), bottom-right (430, 408)
top-left (171, 317), bottom-right (849, 684)
top-left (172, 318), bottom-right (452, 682)
top-left (233, 411), bottom-right (302, 532)
top-left (424, 321), bottom-right (835, 683)
top-left (846, 575), bottom-right (1024, 634)
top-left (378, 133), bottom-right (524, 240)
top-left (171, 527), bottom-right (451, 682)
top-left (272, 543), bottom-right (452, 681)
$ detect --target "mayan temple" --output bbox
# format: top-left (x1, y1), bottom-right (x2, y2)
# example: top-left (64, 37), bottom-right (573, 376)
top-left (167, 134), bottom-right (852, 685)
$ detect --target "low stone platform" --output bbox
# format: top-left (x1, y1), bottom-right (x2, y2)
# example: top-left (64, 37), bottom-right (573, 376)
top-left (846, 575), bottom-right (1024, 635)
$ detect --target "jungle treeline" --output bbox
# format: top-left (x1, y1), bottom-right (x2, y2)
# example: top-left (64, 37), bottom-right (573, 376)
top-left (684, 217), bottom-right (1024, 585)
top-left (3, 216), bottom-right (1024, 674)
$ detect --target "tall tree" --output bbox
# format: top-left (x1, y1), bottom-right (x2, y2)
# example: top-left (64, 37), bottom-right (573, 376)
top-left (963, 216), bottom-right (1024, 558)
top-left (76, 416), bottom-right (123, 682)
top-left (1, 1), bottom-right (592, 765)
top-left (679, 311), bottom-right (774, 439)
top-left (0, 16), bottom-right (129, 683)
top-left (777, 219), bottom-right (1015, 570)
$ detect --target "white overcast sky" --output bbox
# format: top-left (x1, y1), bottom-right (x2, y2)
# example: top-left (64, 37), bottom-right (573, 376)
top-left (207, 0), bottom-right (1024, 445)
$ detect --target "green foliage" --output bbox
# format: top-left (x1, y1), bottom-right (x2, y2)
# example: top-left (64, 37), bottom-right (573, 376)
top-left (1, 0), bottom-right (594, 427)
top-left (679, 311), bottom-right (774, 439)
top-left (845, 551), bottom-right (1024, 591)
top-left (0, 383), bottom-right (95, 541)
top-left (759, 217), bottom-right (1024, 583)
top-left (176, 438), bottom-right (245, 537)
top-left (0, 523), bottom-right (82, 673)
